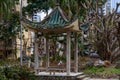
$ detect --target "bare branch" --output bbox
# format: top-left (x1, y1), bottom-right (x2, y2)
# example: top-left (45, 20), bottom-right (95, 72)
top-left (81, 2), bottom-right (88, 9)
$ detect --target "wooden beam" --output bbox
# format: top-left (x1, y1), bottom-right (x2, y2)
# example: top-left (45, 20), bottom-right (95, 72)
top-left (66, 32), bottom-right (71, 75)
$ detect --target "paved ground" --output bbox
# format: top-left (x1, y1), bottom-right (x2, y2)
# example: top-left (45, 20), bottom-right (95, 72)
top-left (38, 72), bottom-right (83, 76)
top-left (37, 72), bottom-right (119, 80)
top-left (89, 79), bottom-right (119, 80)
top-left (76, 73), bottom-right (119, 80)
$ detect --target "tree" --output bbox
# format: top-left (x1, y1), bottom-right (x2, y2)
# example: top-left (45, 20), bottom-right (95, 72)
top-left (22, 0), bottom-right (54, 17)
top-left (23, 0), bottom-right (120, 62)
top-left (0, 0), bottom-right (21, 59)
top-left (80, 1), bottom-right (120, 62)
top-left (23, 0), bottom-right (107, 21)
top-left (0, 12), bottom-right (20, 59)
top-left (0, 0), bottom-right (15, 24)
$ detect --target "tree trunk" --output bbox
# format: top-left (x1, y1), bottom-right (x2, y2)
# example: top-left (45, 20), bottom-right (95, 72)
top-left (117, 22), bottom-right (120, 47)
top-left (4, 40), bottom-right (8, 59)
top-left (14, 37), bottom-right (17, 59)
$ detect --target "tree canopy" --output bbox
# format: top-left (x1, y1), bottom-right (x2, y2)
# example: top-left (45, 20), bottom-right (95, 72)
top-left (23, 0), bottom-right (120, 62)
top-left (0, 12), bottom-right (20, 58)
top-left (23, 0), bottom-right (107, 21)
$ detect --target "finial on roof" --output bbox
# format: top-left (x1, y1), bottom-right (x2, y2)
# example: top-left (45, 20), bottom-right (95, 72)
top-left (56, 0), bottom-right (60, 6)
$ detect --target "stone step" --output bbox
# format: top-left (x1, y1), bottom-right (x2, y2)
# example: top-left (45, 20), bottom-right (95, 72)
top-left (82, 77), bottom-right (91, 80)
top-left (77, 74), bottom-right (86, 78)
top-left (76, 73), bottom-right (90, 80)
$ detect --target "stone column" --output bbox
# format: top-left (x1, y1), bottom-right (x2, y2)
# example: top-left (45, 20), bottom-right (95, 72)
top-left (34, 33), bottom-right (39, 75)
top-left (46, 38), bottom-right (49, 68)
top-left (44, 37), bottom-right (46, 56)
top-left (66, 32), bottom-right (71, 75)
top-left (75, 33), bottom-right (78, 72)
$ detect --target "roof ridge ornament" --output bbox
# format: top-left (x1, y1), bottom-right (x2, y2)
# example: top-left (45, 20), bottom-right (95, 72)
top-left (56, 0), bottom-right (60, 6)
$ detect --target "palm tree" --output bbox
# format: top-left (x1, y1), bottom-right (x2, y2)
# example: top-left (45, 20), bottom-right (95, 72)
top-left (0, 0), bottom-right (15, 24)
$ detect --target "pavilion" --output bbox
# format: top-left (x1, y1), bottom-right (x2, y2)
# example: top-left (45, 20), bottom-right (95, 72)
top-left (21, 3), bottom-right (81, 76)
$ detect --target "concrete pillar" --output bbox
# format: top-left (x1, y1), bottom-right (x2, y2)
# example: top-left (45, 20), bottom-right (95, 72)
top-left (46, 38), bottom-right (49, 68)
top-left (75, 33), bottom-right (78, 72)
top-left (66, 32), bottom-right (71, 75)
top-left (34, 33), bottom-right (39, 74)
top-left (44, 37), bottom-right (46, 55)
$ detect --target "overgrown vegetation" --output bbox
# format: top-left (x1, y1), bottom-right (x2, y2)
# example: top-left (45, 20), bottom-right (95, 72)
top-left (0, 12), bottom-right (20, 59)
top-left (0, 59), bottom-right (19, 66)
top-left (0, 66), bottom-right (35, 80)
top-left (83, 66), bottom-right (120, 78)
top-left (78, 1), bottom-right (120, 62)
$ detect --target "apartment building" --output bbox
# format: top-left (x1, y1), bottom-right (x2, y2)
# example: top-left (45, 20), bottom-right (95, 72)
top-left (103, 0), bottom-right (120, 14)
top-left (16, 0), bottom-right (39, 58)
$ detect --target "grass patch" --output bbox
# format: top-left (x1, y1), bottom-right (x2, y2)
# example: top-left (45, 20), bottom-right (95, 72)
top-left (83, 67), bottom-right (120, 78)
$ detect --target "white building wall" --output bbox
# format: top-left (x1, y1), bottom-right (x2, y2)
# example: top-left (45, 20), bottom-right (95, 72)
top-left (32, 13), bottom-right (41, 22)
top-left (111, 0), bottom-right (120, 12)
top-left (104, 0), bottom-right (120, 14)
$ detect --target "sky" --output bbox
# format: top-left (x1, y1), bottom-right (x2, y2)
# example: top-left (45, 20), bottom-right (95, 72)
top-left (36, 0), bottom-right (120, 21)
top-left (37, 9), bottom-right (52, 21)
top-left (111, 0), bottom-right (120, 12)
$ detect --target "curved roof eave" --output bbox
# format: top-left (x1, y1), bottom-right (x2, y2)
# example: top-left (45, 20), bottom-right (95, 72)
top-left (22, 19), bottom-right (81, 34)
top-left (21, 5), bottom-right (80, 33)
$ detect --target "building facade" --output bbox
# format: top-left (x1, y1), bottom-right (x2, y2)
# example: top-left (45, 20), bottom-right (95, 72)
top-left (104, 0), bottom-right (120, 14)
top-left (16, 0), bottom-right (36, 58)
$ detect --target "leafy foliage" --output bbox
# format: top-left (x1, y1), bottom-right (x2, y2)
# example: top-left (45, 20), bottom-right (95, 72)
top-left (23, 0), bottom-right (107, 21)
top-left (0, 0), bottom-right (16, 21)
top-left (23, 0), bottom-right (55, 17)
top-left (0, 12), bottom-right (20, 39)
top-left (0, 66), bottom-right (35, 80)
top-left (0, 59), bottom-right (19, 66)
top-left (0, 12), bottom-right (20, 58)
top-left (83, 66), bottom-right (120, 78)
top-left (23, 0), bottom-right (120, 62)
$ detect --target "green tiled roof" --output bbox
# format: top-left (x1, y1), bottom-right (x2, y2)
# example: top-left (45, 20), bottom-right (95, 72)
top-left (22, 6), bottom-right (71, 29)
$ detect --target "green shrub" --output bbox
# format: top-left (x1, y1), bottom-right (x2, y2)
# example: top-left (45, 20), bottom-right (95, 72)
top-left (83, 66), bottom-right (120, 77)
top-left (0, 68), bottom-right (7, 80)
top-left (0, 75), bottom-right (7, 80)
top-left (56, 55), bottom-right (66, 62)
top-left (29, 54), bottom-right (34, 62)
top-left (0, 65), bottom-right (35, 80)
top-left (0, 59), bottom-right (19, 66)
